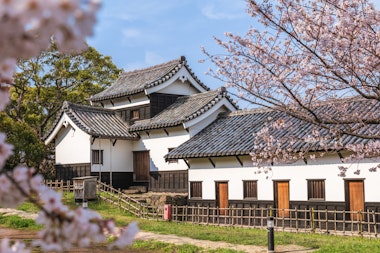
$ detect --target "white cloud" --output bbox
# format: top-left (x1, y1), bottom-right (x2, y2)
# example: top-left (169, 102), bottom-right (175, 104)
top-left (201, 0), bottom-right (246, 20)
top-left (122, 28), bottom-right (141, 39)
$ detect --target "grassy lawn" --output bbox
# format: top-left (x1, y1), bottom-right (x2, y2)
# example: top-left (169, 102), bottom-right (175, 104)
top-left (3, 192), bottom-right (380, 252)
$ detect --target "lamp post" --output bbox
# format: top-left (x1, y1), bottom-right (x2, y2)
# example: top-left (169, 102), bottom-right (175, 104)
top-left (267, 216), bottom-right (275, 252)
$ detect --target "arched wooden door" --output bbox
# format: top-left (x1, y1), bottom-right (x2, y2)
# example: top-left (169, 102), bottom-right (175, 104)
top-left (216, 181), bottom-right (229, 215)
top-left (274, 181), bottom-right (290, 218)
top-left (345, 180), bottom-right (364, 221)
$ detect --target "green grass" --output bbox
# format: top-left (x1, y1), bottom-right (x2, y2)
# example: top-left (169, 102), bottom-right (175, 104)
top-left (128, 240), bottom-right (245, 253)
top-left (6, 191), bottom-right (380, 252)
top-left (0, 215), bottom-right (41, 230)
top-left (17, 201), bottom-right (41, 213)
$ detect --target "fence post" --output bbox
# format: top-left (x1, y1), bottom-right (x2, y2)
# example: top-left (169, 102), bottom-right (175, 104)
top-left (372, 210), bottom-right (377, 236)
top-left (311, 208), bottom-right (315, 232)
top-left (359, 210), bottom-right (363, 236)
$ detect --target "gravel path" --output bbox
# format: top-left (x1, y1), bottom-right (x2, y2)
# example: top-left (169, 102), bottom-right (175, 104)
top-left (0, 208), bottom-right (315, 252)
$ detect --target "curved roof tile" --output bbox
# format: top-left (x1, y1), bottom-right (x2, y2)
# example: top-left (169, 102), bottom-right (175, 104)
top-left (90, 56), bottom-right (210, 102)
top-left (128, 88), bottom-right (238, 132)
top-left (43, 101), bottom-right (138, 141)
top-left (165, 99), bottom-right (380, 159)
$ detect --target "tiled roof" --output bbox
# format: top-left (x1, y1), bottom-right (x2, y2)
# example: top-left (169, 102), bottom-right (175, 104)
top-left (43, 102), bottom-right (137, 140)
top-left (165, 98), bottom-right (380, 159)
top-left (128, 88), bottom-right (238, 132)
top-left (90, 56), bottom-right (209, 102)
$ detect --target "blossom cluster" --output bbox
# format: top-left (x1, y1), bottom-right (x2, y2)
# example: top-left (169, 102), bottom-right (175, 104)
top-left (203, 0), bottom-right (380, 173)
top-left (0, 0), bottom-right (139, 252)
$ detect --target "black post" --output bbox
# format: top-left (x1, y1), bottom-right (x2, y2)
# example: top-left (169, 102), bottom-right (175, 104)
top-left (267, 216), bottom-right (275, 252)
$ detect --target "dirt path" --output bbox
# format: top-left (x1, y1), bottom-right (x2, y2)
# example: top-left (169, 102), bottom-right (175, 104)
top-left (0, 208), bottom-right (315, 253)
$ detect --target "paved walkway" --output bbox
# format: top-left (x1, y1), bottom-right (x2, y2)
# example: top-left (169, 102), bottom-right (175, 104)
top-left (0, 208), bottom-right (315, 252)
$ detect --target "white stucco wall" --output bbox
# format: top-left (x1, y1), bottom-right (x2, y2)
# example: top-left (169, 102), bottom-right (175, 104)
top-left (91, 138), bottom-right (134, 173)
top-left (186, 102), bottom-right (236, 137)
top-left (55, 115), bottom-right (91, 164)
top-left (100, 93), bottom-right (149, 110)
top-left (146, 68), bottom-right (207, 95)
top-left (132, 126), bottom-right (190, 172)
top-left (153, 79), bottom-right (201, 95)
top-left (188, 154), bottom-right (380, 203)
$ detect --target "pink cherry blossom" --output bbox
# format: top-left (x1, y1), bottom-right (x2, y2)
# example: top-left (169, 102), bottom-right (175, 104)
top-left (203, 0), bottom-right (380, 172)
top-left (0, 0), bottom-right (138, 251)
top-left (0, 238), bottom-right (30, 253)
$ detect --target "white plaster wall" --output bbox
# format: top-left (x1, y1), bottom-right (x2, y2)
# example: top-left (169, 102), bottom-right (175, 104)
top-left (187, 105), bottom-right (231, 137)
top-left (188, 154), bottom-right (380, 202)
top-left (55, 116), bottom-right (90, 164)
top-left (132, 126), bottom-right (190, 172)
top-left (91, 138), bottom-right (134, 173)
top-left (101, 93), bottom-right (149, 110)
top-left (146, 68), bottom-right (207, 95)
top-left (155, 79), bottom-right (201, 95)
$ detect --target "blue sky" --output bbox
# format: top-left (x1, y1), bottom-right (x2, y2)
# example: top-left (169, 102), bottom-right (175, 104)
top-left (87, 0), bottom-right (254, 106)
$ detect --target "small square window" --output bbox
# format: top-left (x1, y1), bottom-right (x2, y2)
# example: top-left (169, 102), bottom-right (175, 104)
top-left (190, 181), bottom-right (202, 198)
top-left (307, 179), bottom-right (325, 200)
top-left (243, 180), bottom-right (257, 199)
top-left (92, 150), bottom-right (103, 165)
top-left (131, 109), bottom-right (139, 119)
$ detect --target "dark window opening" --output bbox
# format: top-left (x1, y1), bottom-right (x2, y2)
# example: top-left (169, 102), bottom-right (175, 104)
top-left (307, 179), bottom-right (325, 200)
top-left (243, 180), bottom-right (258, 199)
top-left (190, 181), bottom-right (202, 198)
top-left (131, 109), bottom-right (140, 120)
top-left (92, 150), bottom-right (103, 165)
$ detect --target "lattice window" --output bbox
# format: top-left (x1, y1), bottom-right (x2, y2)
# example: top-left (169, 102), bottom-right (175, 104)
top-left (190, 181), bottom-right (202, 198)
top-left (92, 150), bottom-right (103, 165)
top-left (131, 109), bottom-right (140, 119)
top-left (243, 180), bottom-right (258, 199)
top-left (307, 179), bottom-right (325, 200)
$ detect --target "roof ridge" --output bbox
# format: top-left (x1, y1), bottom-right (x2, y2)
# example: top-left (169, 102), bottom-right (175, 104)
top-left (228, 107), bottom-right (273, 116)
top-left (122, 56), bottom-right (184, 77)
top-left (185, 88), bottom-right (230, 121)
top-left (64, 101), bottom-right (114, 114)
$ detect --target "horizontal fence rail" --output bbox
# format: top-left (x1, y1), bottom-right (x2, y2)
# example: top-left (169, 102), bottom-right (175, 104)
top-left (44, 180), bottom-right (380, 238)
top-left (44, 180), bottom-right (162, 220)
top-left (97, 181), bottom-right (162, 220)
top-left (170, 205), bottom-right (380, 237)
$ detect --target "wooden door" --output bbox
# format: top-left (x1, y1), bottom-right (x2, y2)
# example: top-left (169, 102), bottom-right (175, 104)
top-left (274, 181), bottom-right (290, 218)
top-left (133, 151), bottom-right (150, 181)
top-left (345, 180), bottom-right (364, 221)
top-left (216, 182), bottom-right (229, 215)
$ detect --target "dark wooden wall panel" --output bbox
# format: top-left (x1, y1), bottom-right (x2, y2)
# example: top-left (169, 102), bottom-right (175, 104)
top-left (90, 172), bottom-right (133, 189)
top-left (150, 93), bottom-right (181, 117)
top-left (149, 170), bottom-right (188, 193)
top-left (55, 163), bottom-right (91, 181)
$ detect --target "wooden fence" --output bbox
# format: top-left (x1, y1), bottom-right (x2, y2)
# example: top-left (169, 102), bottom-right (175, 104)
top-left (97, 181), bottom-right (161, 220)
top-left (171, 205), bottom-right (380, 237)
top-left (44, 180), bottom-right (380, 237)
top-left (44, 180), bottom-right (162, 220)
top-left (44, 180), bottom-right (73, 192)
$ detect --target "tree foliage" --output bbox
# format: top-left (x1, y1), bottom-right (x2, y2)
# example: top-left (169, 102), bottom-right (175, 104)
top-left (0, 113), bottom-right (45, 170)
top-left (2, 44), bottom-right (121, 177)
top-left (7, 44), bottom-right (121, 138)
top-left (204, 0), bottom-right (380, 166)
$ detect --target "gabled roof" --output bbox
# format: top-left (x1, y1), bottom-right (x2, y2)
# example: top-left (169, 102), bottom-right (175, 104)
top-left (89, 56), bottom-right (210, 102)
top-left (128, 88), bottom-right (238, 132)
top-left (43, 101), bottom-right (137, 142)
top-left (165, 99), bottom-right (380, 159)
